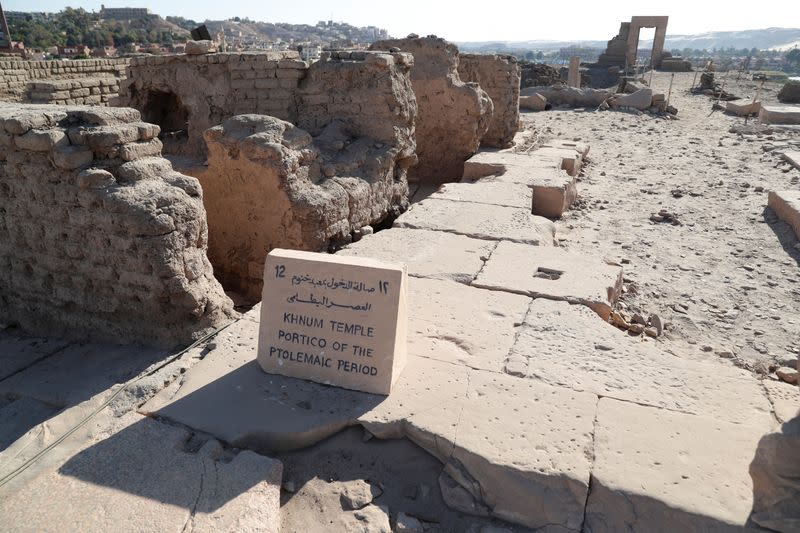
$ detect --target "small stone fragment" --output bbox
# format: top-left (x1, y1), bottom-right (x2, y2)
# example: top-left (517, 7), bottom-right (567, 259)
top-left (775, 367), bottom-right (799, 385)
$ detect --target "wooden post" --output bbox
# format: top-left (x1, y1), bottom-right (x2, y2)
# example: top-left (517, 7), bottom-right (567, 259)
top-left (690, 69), bottom-right (699, 90)
top-left (666, 72), bottom-right (675, 108)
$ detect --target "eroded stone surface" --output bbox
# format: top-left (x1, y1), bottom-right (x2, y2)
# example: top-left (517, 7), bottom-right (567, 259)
top-left (0, 411), bottom-right (283, 533)
top-left (458, 54), bottom-right (520, 148)
top-left (394, 198), bottom-right (556, 246)
top-left (339, 228), bottom-right (495, 284)
top-left (0, 332), bottom-right (68, 380)
top-left (407, 277), bottom-right (530, 372)
top-left (474, 241), bottom-right (623, 319)
top-left (508, 299), bottom-right (774, 426)
top-left (370, 37), bottom-right (492, 184)
top-left (0, 103), bottom-right (234, 346)
top-left (759, 105), bottom-right (800, 125)
top-left (586, 398), bottom-right (776, 532)
top-left (432, 181), bottom-right (531, 209)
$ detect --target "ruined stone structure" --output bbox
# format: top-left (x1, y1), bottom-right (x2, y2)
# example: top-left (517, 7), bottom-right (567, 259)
top-left (519, 62), bottom-right (562, 88)
top-left (371, 37), bottom-right (492, 184)
top-left (196, 51), bottom-right (417, 302)
top-left (598, 16), bottom-right (669, 69)
top-left (117, 51), bottom-right (305, 158)
top-left (458, 54), bottom-right (520, 148)
top-left (27, 78), bottom-right (120, 105)
top-left (0, 57), bottom-right (128, 102)
top-left (0, 103), bottom-right (234, 345)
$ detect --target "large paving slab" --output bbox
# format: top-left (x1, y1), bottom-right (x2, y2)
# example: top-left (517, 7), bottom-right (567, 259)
top-left (473, 241), bottom-right (623, 319)
top-left (142, 310), bottom-right (597, 531)
top-left (431, 181), bottom-right (531, 208)
top-left (407, 277), bottom-right (531, 372)
top-left (768, 190), bottom-right (800, 240)
top-left (0, 411), bottom-right (283, 533)
top-left (0, 332), bottom-right (69, 380)
top-left (585, 398), bottom-right (777, 532)
top-left (0, 341), bottom-right (164, 407)
top-left (338, 227), bottom-right (495, 283)
top-left (394, 198), bottom-right (556, 246)
top-left (361, 361), bottom-right (598, 530)
top-left (507, 299), bottom-right (774, 427)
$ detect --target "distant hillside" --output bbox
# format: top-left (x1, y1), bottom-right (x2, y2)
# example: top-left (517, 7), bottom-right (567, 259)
top-left (201, 19), bottom-right (389, 45)
top-left (457, 28), bottom-right (800, 54)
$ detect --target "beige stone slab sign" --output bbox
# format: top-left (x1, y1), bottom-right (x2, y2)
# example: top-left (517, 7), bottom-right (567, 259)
top-left (257, 249), bottom-right (408, 395)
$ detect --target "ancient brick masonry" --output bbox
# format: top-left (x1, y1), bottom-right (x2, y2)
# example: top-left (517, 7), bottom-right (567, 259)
top-left (117, 51), bottom-right (305, 157)
top-left (196, 51), bottom-right (418, 302)
top-left (0, 103), bottom-right (234, 346)
top-left (370, 37), bottom-right (493, 184)
top-left (458, 54), bottom-right (520, 148)
top-left (28, 78), bottom-right (120, 106)
top-left (0, 57), bottom-right (128, 102)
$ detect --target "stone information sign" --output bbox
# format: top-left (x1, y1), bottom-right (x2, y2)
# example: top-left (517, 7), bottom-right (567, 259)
top-left (257, 248), bottom-right (408, 395)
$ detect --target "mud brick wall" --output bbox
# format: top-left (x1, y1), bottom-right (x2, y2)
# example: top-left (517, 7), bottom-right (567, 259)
top-left (28, 78), bottom-right (121, 105)
top-left (0, 103), bottom-right (234, 346)
top-left (371, 37), bottom-right (493, 185)
top-left (458, 53), bottom-right (520, 148)
top-left (117, 51), bottom-right (306, 157)
top-left (0, 57), bottom-right (129, 102)
top-left (197, 51), bottom-right (418, 303)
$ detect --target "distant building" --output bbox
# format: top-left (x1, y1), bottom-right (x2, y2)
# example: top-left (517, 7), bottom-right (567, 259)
top-left (99, 5), bottom-right (150, 21)
top-left (92, 46), bottom-right (117, 57)
top-left (58, 44), bottom-right (91, 57)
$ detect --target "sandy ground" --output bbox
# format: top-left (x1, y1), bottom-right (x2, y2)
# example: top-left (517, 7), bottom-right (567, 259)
top-left (523, 71), bottom-right (799, 374)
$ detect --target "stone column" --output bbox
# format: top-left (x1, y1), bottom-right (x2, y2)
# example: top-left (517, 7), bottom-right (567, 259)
top-left (568, 57), bottom-right (580, 87)
top-left (652, 25), bottom-right (667, 68)
top-left (625, 25), bottom-right (641, 68)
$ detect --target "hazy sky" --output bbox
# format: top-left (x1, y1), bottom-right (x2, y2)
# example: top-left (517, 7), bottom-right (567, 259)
top-left (5, 0), bottom-right (798, 41)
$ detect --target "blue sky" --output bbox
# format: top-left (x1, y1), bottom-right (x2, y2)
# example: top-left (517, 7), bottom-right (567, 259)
top-left (5, 0), bottom-right (798, 41)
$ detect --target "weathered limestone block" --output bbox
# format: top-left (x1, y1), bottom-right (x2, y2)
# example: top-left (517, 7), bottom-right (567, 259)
top-left (726, 99), bottom-right (761, 117)
top-left (185, 40), bottom-right (216, 55)
top-left (759, 105), bottom-right (800, 125)
top-left (0, 103), bottom-right (234, 346)
top-left (609, 88), bottom-right (654, 111)
top-left (458, 54), bottom-right (520, 148)
top-left (520, 85), bottom-right (613, 108)
top-left (768, 190), bottom-right (800, 241)
top-left (519, 92), bottom-right (547, 111)
top-left (371, 37), bottom-right (493, 184)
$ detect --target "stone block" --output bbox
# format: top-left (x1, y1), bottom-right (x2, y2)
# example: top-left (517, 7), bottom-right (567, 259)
top-left (759, 105), bottom-right (800, 125)
top-left (726, 99), bottom-right (761, 116)
top-left (609, 88), bottom-right (653, 110)
top-left (529, 168), bottom-right (578, 218)
top-left (768, 190), bottom-right (800, 240)
top-left (394, 198), bottom-right (556, 246)
top-left (257, 249), bottom-right (408, 395)
top-left (519, 92), bottom-right (547, 111)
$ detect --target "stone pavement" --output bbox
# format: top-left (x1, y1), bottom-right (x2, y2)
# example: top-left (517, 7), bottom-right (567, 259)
top-left (1, 139), bottom-right (797, 531)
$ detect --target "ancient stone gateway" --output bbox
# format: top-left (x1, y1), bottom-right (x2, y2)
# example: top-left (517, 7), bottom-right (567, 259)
top-left (627, 16), bottom-right (669, 69)
top-left (371, 37), bottom-right (493, 184)
top-left (598, 16), bottom-right (669, 69)
top-left (0, 103), bottom-right (235, 346)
